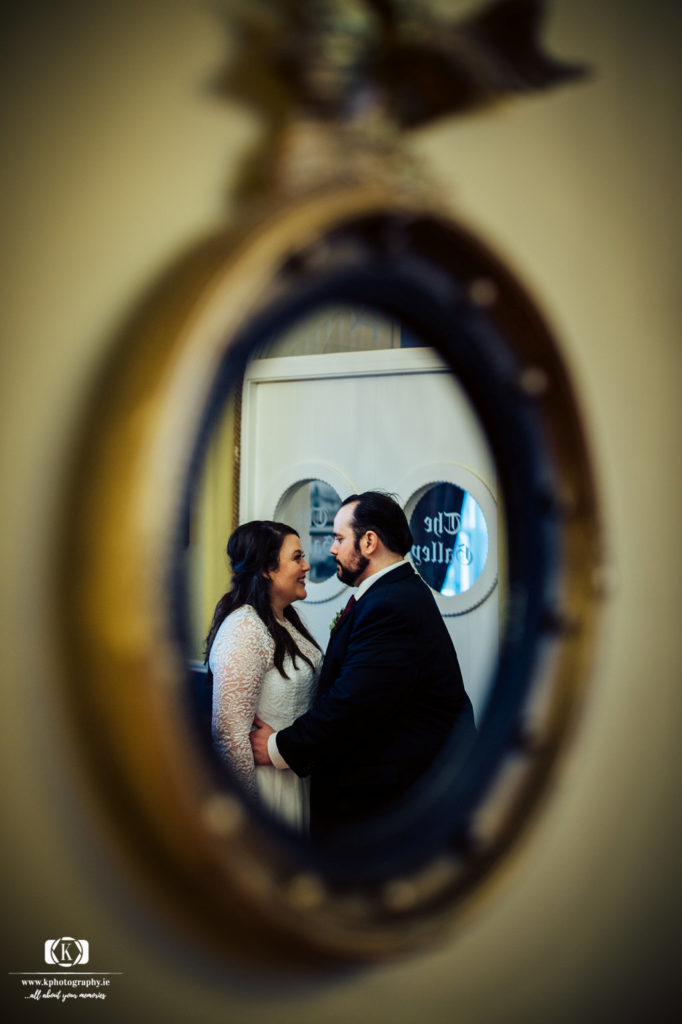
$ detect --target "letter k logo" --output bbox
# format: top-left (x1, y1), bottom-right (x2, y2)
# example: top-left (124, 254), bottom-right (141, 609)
top-left (44, 937), bottom-right (89, 966)
top-left (58, 941), bottom-right (74, 963)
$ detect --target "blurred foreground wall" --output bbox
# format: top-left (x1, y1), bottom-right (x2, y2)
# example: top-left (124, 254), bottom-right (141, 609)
top-left (1, 2), bottom-right (680, 1021)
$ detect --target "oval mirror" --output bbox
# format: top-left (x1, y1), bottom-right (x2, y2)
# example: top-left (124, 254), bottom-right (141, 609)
top-left (59, 191), bottom-right (604, 967)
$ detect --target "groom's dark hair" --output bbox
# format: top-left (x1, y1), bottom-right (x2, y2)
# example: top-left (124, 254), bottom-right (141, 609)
top-left (341, 491), bottom-right (413, 556)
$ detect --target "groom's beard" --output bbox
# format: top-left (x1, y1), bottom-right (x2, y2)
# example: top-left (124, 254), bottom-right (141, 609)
top-left (335, 547), bottom-right (369, 587)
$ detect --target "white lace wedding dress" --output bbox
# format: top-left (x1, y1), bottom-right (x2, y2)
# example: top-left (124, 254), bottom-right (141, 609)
top-left (209, 604), bottom-right (321, 832)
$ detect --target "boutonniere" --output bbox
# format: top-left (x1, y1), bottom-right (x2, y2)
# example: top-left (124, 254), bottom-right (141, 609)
top-left (329, 610), bottom-right (343, 632)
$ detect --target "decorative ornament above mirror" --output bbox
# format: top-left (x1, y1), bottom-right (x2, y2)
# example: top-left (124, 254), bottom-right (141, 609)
top-left (215, 0), bottom-right (590, 198)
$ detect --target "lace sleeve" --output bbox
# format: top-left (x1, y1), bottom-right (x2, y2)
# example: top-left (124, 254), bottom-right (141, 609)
top-left (209, 607), bottom-right (273, 798)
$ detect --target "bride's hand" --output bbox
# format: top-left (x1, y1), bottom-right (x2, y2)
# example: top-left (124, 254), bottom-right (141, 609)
top-left (250, 715), bottom-right (274, 765)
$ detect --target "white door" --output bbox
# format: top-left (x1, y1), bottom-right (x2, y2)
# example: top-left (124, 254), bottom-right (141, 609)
top-left (240, 346), bottom-right (500, 723)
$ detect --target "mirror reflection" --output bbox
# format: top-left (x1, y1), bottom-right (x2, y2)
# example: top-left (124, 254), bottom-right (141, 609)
top-left (185, 305), bottom-right (502, 837)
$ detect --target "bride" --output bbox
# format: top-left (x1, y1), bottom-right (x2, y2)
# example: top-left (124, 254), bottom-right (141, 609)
top-left (204, 521), bottom-right (322, 832)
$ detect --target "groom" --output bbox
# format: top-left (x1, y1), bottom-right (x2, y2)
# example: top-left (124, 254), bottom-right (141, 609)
top-left (250, 491), bottom-right (476, 836)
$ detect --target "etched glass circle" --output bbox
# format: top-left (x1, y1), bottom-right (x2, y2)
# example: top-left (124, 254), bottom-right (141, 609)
top-left (409, 483), bottom-right (489, 595)
top-left (276, 480), bottom-right (340, 583)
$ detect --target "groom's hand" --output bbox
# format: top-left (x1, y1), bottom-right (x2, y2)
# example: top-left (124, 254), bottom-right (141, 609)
top-left (250, 716), bottom-right (274, 765)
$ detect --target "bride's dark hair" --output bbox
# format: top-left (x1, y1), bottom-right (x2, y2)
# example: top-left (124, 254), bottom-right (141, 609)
top-left (203, 520), bottom-right (320, 678)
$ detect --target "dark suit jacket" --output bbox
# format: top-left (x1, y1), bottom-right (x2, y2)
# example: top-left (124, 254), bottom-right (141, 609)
top-left (276, 563), bottom-right (476, 835)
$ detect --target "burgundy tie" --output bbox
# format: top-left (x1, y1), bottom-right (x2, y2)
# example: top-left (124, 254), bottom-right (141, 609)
top-left (334, 595), bottom-right (356, 630)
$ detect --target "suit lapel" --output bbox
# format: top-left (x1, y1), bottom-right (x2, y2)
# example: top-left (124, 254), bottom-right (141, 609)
top-left (319, 601), bottom-right (356, 694)
top-left (320, 564), bottom-right (414, 689)
top-left (327, 601), bottom-right (356, 648)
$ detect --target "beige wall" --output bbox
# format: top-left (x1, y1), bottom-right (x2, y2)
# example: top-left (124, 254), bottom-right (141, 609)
top-left (1, 2), bottom-right (680, 1022)
top-left (185, 397), bottom-right (238, 660)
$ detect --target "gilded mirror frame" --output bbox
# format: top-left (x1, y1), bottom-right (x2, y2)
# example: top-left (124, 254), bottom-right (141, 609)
top-left (58, 184), bottom-right (604, 968)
